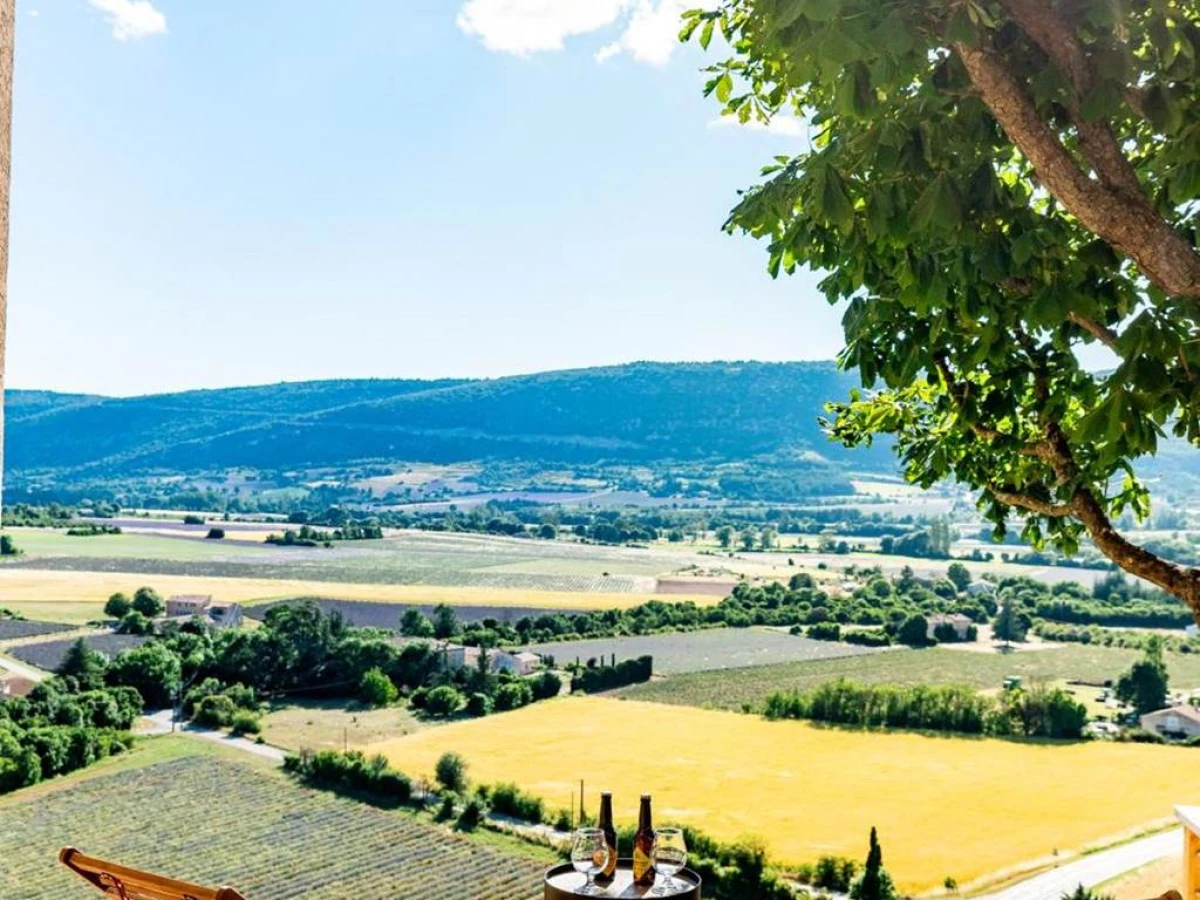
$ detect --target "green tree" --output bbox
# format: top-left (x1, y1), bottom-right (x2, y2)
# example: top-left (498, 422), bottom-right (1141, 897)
top-left (106, 642), bottom-right (182, 709)
top-left (716, 525), bottom-right (734, 549)
top-left (399, 608), bottom-right (435, 638)
top-left (424, 685), bottom-right (463, 717)
top-left (993, 595), bottom-right (1028, 646)
top-left (435, 751), bottom-right (468, 792)
top-left (55, 639), bottom-right (107, 690)
top-left (432, 603), bottom-right (459, 640)
top-left (103, 592), bottom-right (132, 619)
top-left (0, 535), bottom-right (19, 556)
top-left (759, 526), bottom-right (777, 550)
top-left (359, 667), bottom-right (398, 707)
top-left (686, 0), bottom-right (1200, 618)
top-left (538, 522), bottom-right (558, 540)
top-left (130, 586), bottom-right (164, 618)
top-left (897, 614), bottom-right (930, 647)
top-left (739, 528), bottom-right (758, 552)
top-left (850, 828), bottom-right (897, 900)
top-left (1116, 637), bottom-right (1170, 714)
top-left (946, 563), bottom-right (972, 593)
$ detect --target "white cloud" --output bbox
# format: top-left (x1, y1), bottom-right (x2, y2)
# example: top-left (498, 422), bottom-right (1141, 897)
top-left (603, 0), bottom-right (690, 66)
top-left (27, 9), bottom-right (39, 17)
top-left (456, 0), bottom-right (627, 56)
top-left (457, 0), bottom-right (689, 65)
top-left (88, 0), bottom-right (167, 41)
top-left (709, 114), bottom-right (806, 138)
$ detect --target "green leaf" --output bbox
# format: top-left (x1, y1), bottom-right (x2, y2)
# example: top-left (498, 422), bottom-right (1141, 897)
top-left (819, 27), bottom-right (859, 66)
top-left (699, 18), bottom-right (715, 50)
top-left (945, 8), bottom-right (979, 45)
top-left (774, 0), bottom-right (807, 32)
top-left (1079, 82), bottom-right (1122, 122)
top-left (912, 174), bottom-right (962, 233)
top-left (804, 0), bottom-right (841, 23)
top-left (878, 13), bottom-right (914, 57)
top-left (819, 166), bottom-right (855, 234)
top-left (715, 72), bottom-right (733, 103)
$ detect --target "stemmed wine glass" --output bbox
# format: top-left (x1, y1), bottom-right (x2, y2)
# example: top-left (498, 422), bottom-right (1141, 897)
top-left (570, 827), bottom-right (610, 895)
top-left (651, 827), bottom-right (687, 895)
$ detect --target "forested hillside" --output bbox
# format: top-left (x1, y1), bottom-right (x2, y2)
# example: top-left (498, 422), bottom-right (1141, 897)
top-left (4, 362), bottom-right (890, 476)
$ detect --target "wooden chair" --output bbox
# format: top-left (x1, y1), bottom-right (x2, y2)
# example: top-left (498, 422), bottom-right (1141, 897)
top-left (59, 848), bottom-right (247, 900)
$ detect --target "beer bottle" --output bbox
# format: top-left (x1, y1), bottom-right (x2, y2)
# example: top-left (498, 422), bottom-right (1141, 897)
top-left (632, 794), bottom-right (656, 886)
top-left (596, 792), bottom-right (618, 883)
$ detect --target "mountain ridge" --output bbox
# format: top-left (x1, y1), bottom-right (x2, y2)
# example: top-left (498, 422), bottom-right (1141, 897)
top-left (3, 361), bottom-right (893, 477)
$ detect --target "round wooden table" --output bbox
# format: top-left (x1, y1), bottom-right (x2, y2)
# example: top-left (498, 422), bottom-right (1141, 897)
top-left (544, 860), bottom-right (701, 899)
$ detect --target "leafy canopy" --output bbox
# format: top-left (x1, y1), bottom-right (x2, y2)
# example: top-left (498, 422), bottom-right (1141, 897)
top-left (684, 0), bottom-right (1200, 613)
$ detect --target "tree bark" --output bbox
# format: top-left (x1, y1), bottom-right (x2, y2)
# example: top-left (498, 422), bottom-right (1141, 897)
top-left (0, 0), bottom-right (13, 529)
top-left (954, 42), bottom-right (1200, 300)
top-left (1069, 488), bottom-right (1200, 615)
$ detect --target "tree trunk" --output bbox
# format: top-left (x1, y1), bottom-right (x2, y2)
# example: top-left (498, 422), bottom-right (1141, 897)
top-left (0, 0), bottom-right (14, 528)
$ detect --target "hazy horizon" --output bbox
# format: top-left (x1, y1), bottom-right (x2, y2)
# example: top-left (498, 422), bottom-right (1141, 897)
top-left (8, 355), bottom-right (847, 399)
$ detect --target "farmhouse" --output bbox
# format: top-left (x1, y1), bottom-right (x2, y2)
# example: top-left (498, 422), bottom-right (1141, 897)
top-left (164, 595), bottom-right (243, 630)
top-left (494, 651), bottom-right (542, 677)
top-left (1140, 705), bottom-right (1200, 740)
top-left (434, 643), bottom-right (541, 675)
top-left (927, 613), bottom-right (974, 641)
top-left (166, 595), bottom-right (213, 617)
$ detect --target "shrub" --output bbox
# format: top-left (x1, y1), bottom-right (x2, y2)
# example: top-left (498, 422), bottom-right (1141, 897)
top-left (813, 855), bottom-right (858, 892)
top-left (807, 622), bottom-right (841, 642)
top-left (284, 750), bottom-right (412, 805)
top-left (897, 615), bottom-right (931, 647)
top-left (493, 680), bottom-right (534, 712)
top-left (1117, 728), bottom-right (1166, 744)
top-left (193, 694), bottom-right (237, 729)
top-left (103, 593), bottom-right (132, 618)
top-left (230, 712), bottom-right (261, 735)
top-left (573, 656), bottom-right (653, 693)
top-left (205, 528), bottom-right (226, 540)
top-left (435, 752), bottom-right (468, 792)
top-left (130, 587), bottom-right (164, 618)
top-left (466, 692), bottom-right (493, 717)
top-left (359, 667), bottom-right (398, 707)
top-left (844, 630), bottom-right (891, 647)
top-left (183, 514), bottom-right (206, 525)
top-left (408, 686), bottom-right (430, 710)
top-left (456, 797), bottom-right (485, 831)
top-left (489, 782), bottom-right (545, 823)
top-left (117, 611), bottom-right (155, 635)
top-left (424, 685), bottom-right (463, 717)
top-left (531, 671), bottom-right (563, 700)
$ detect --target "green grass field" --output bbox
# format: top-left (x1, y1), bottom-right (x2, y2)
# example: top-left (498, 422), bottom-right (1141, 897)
top-left (618, 644), bottom-right (1200, 710)
top-left (0, 738), bottom-right (551, 900)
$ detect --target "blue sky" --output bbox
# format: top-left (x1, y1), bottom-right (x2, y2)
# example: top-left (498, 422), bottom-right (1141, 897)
top-left (9, 0), bottom-right (842, 396)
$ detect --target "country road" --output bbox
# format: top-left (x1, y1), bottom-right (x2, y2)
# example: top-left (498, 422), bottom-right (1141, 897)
top-left (977, 830), bottom-right (1180, 900)
top-left (0, 651), bottom-right (49, 683)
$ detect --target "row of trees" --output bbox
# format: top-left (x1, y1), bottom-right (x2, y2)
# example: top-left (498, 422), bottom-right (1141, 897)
top-left (764, 679), bottom-right (1089, 739)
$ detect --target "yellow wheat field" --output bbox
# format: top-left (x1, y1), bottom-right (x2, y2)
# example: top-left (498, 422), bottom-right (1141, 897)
top-left (0, 569), bottom-right (697, 623)
top-left (369, 697), bottom-right (1198, 893)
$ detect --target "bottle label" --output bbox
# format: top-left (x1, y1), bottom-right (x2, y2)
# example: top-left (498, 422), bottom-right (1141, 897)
top-left (602, 839), bottom-right (617, 878)
top-left (633, 844), bottom-right (655, 883)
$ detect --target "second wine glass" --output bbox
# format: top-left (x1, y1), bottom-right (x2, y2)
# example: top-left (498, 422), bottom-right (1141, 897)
top-left (651, 827), bottom-right (687, 895)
